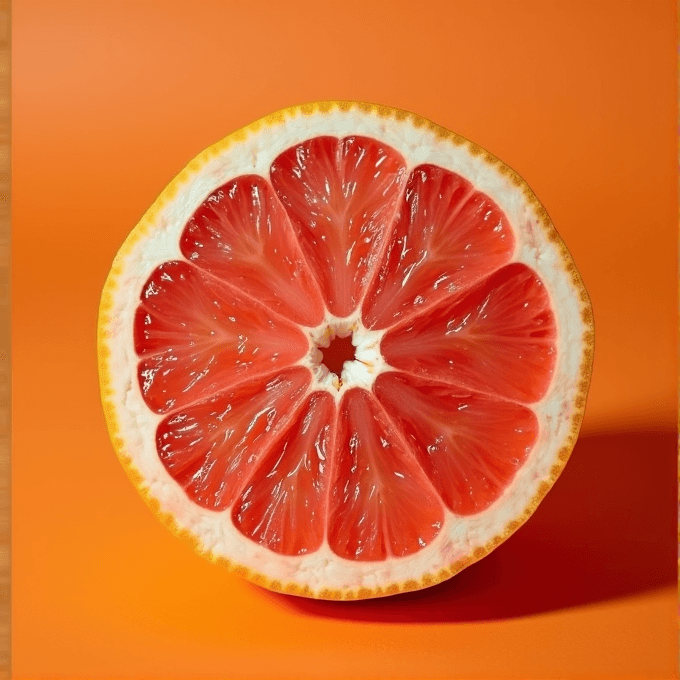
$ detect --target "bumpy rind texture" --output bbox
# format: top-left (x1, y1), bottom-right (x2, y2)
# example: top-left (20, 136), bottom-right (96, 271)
top-left (98, 101), bottom-right (594, 600)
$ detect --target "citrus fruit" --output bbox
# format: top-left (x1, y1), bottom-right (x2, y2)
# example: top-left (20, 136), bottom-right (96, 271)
top-left (98, 102), bottom-right (594, 599)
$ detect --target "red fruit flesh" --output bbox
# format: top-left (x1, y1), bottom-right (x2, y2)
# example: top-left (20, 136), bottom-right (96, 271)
top-left (270, 136), bottom-right (407, 317)
top-left (362, 164), bottom-right (515, 330)
top-left (156, 367), bottom-right (311, 510)
top-left (328, 389), bottom-right (444, 560)
top-left (134, 260), bottom-right (309, 414)
top-left (180, 175), bottom-right (325, 327)
top-left (134, 135), bottom-right (559, 562)
top-left (381, 263), bottom-right (557, 404)
top-left (232, 391), bottom-right (336, 556)
top-left (374, 372), bottom-right (538, 515)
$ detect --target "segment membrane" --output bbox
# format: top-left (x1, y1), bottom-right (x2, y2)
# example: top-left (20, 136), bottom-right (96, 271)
top-left (155, 367), bottom-right (311, 510)
top-left (233, 391), bottom-right (335, 556)
top-left (362, 164), bottom-right (514, 329)
top-left (374, 372), bottom-right (538, 515)
top-left (270, 136), bottom-right (407, 317)
top-left (381, 263), bottom-right (557, 404)
top-left (132, 137), bottom-right (562, 560)
top-left (328, 388), bottom-right (444, 561)
top-left (134, 260), bottom-right (309, 414)
top-left (180, 175), bottom-right (325, 327)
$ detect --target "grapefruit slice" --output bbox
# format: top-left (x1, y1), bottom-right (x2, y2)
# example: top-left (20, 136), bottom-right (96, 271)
top-left (99, 102), bottom-right (593, 599)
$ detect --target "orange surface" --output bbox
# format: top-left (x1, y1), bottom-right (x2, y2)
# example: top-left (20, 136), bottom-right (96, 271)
top-left (11, 1), bottom-right (677, 678)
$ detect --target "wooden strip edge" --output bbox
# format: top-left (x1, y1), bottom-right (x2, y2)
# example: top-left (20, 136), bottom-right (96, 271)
top-left (0, 1), bottom-right (10, 677)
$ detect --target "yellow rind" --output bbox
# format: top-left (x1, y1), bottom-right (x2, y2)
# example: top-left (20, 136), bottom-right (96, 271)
top-left (97, 100), bottom-right (595, 601)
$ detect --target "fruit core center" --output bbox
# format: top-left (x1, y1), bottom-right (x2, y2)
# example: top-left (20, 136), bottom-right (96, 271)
top-left (307, 318), bottom-right (386, 395)
top-left (320, 334), bottom-right (356, 376)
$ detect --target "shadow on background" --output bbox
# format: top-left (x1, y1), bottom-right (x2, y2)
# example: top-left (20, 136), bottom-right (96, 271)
top-left (260, 429), bottom-right (677, 623)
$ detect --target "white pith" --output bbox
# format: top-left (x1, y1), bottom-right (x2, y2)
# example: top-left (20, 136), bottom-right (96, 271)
top-left (301, 314), bottom-right (387, 396)
top-left (101, 105), bottom-right (588, 593)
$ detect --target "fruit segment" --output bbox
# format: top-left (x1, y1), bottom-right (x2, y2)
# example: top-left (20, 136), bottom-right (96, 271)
top-left (328, 388), bottom-right (444, 561)
top-left (374, 372), bottom-right (538, 515)
top-left (135, 260), bottom-right (309, 414)
top-left (270, 136), bottom-right (407, 317)
top-left (233, 391), bottom-right (335, 556)
top-left (381, 263), bottom-right (557, 404)
top-left (180, 175), bottom-right (325, 327)
top-left (362, 164), bottom-right (514, 329)
top-left (156, 367), bottom-right (311, 511)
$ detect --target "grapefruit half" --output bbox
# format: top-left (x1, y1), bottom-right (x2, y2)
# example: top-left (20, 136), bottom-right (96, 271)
top-left (98, 102), bottom-right (594, 599)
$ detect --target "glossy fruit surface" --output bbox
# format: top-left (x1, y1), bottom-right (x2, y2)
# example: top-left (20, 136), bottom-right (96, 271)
top-left (99, 102), bottom-right (593, 599)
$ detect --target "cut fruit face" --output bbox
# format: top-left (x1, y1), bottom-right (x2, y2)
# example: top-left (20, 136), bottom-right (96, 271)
top-left (99, 102), bottom-right (593, 599)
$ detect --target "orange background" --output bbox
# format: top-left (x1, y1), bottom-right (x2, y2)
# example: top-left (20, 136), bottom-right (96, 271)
top-left (12, 1), bottom-right (678, 678)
